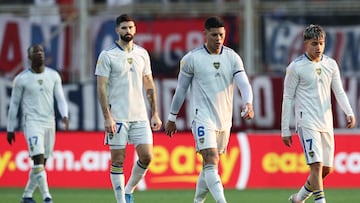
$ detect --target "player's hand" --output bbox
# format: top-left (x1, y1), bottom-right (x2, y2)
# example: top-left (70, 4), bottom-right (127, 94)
top-left (7, 132), bottom-right (15, 145)
top-left (151, 113), bottom-right (162, 131)
top-left (282, 136), bottom-right (293, 147)
top-left (104, 117), bottom-right (116, 134)
top-left (346, 115), bottom-right (356, 128)
top-left (241, 103), bottom-right (254, 120)
top-left (62, 117), bottom-right (69, 130)
top-left (165, 121), bottom-right (177, 137)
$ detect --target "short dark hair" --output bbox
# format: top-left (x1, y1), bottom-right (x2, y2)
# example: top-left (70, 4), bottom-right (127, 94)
top-left (204, 16), bottom-right (224, 30)
top-left (303, 24), bottom-right (326, 41)
top-left (115, 14), bottom-right (134, 26)
top-left (27, 44), bottom-right (42, 56)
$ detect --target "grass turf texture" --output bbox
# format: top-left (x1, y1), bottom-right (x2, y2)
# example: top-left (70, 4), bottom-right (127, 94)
top-left (1, 188), bottom-right (359, 203)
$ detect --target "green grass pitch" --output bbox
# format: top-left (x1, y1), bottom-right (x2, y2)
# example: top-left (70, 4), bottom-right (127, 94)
top-left (1, 188), bottom-right (359, 203)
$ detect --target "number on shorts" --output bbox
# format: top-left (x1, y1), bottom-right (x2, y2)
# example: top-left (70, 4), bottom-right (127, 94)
top-left (197, 126), bottom-right (205, 137)
top-left (306, 139), bottom-right (313, 151)
top-left (116, 122), bottom-right (123, 134)
top-left (28, 136), bottom-right (38, 146)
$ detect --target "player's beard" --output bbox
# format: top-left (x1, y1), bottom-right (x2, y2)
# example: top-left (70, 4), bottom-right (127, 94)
top-left (121, 34), bottom-right (134, 42)
top-left (32, 55), bottom-right (45, 67)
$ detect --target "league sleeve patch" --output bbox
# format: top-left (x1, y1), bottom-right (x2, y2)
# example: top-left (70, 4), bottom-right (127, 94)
top-left (180, 59), bottom-right (185, 70)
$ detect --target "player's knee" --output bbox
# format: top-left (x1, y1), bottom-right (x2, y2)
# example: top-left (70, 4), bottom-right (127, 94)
top-left (139, 154), bottom-right (152, 166)
top-left (202, 154), bottom-right (219, 165)
top-left (32, 154), bottom-right (45, 165)
top-left (309, 162), bottom-right (322, 177)
top-left (310, 162), bottom-right (321, 170)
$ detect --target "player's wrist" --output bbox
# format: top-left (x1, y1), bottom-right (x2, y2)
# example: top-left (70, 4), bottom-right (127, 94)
top-left (152, 111), bottom-right (160, 117)
top-left (281, 129), bottom-right (291, 137)
top-left (168, 112), bottom-right (178, 122)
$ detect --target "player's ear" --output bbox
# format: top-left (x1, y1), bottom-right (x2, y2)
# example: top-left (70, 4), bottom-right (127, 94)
top-left (27, 46), bottom-right (33, 60)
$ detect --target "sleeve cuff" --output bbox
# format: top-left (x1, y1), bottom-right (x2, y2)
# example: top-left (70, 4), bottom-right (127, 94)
top-left (281, 129), bottom-right (292, 137)
top-left (168, 113), bottom-right (177, 122)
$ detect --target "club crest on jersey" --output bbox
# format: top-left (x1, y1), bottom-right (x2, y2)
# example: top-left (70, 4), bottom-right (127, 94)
top-left (108, 133), bottom-right (114, 140)
top-left (316, 67), bottom-right (321, 75)
top-left (308, 151), bottom-right (314, 158)
top-left (37, 80), bottom-right (43, 85)
top-left (127, 58), bottom-right (133, 64)
top-left (213, 62), bottom-right (220, 69)
top-left (199, 137), bottom-right (205, 144)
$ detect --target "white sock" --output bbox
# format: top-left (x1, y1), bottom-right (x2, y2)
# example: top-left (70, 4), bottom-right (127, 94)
top-left (203, 164), bottom-right (226, 203)
top-left (194, 170), bottom-right (208, 203)
top-left (22, 169), bottom-right (38, 198)
top-left (110, 164), bottom-right (125, 203)
top-left (314, 190), bottom-right (326, 203)
top-left (315, 199), bottom-right (327, 203)
top-left (296, 181), bottom-right (312, 201)
top-left (33, 165), bottom-right (51, 200)
top-left (125, 160), bottom-right (147, 194)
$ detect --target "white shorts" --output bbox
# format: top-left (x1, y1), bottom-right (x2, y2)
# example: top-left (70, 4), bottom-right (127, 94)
top-left (104, 121), bottom-right (153, 149)
top-left (297, 126), bottom-right (334, 167)
top-left (191, 120), bottom-right (230, 154)
top-left (23, 121), bottom-right (55, 158)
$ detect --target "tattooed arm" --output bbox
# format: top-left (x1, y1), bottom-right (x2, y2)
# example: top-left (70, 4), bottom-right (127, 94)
top-left (97, 75), bottom-right (116, 134)
top-left (143, 74), bottom-right (162, 130)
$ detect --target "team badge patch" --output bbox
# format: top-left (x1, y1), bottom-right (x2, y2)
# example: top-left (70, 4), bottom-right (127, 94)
top-left (308, 151), bottom-right (314, 158)
top-left (199, 137), bottom-right (205, 144)
top-left (316, 67), bottom-right (321, 75)
top-left (38, 80), bottom-right (43, 85)
top-left (127, 58), bottom-right (133, 64)
top-left (213, 62), bottom-right (220, 69)
top-left (108, 133), bottom-right (114, 140)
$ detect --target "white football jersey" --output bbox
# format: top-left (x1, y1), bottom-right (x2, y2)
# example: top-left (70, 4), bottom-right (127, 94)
top-left (7, 67), bottom-right (68, 131)
top-left (180, 45), bottom-right (245, 130)
top-left (95, 43), bottom-right (152, 121)
top-left (281, 54), bottom-right (354, 137)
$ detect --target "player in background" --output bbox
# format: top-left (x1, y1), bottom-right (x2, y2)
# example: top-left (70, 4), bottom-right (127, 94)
top-left (95, 14), bottom-right (162, 203)
top-left (7, 44), bottom-right (69, 203)
top-left (165, 16), bottom-right (254, 203)
top-left (281, 24), bottom-right (356, 203)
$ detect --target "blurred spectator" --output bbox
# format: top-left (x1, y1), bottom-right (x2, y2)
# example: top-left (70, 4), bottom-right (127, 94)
top-left (0, 0), bottom-right (32, 4)
top-left (57, 0), bottom-right (76, 21)
top-left (107, 0), bottom-right (133, 5)
top-left (29, 0), bottom-right (61, 26)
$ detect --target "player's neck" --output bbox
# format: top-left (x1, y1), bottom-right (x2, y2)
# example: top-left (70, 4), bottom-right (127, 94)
top-left (305, 52), bottom-right (322, 62)
top-left (30, 65), bottom-right (44, 73)
top-left (205, 43), bottom-right (221, 55)
top-left (116, 40), bottom-right (133, 52)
